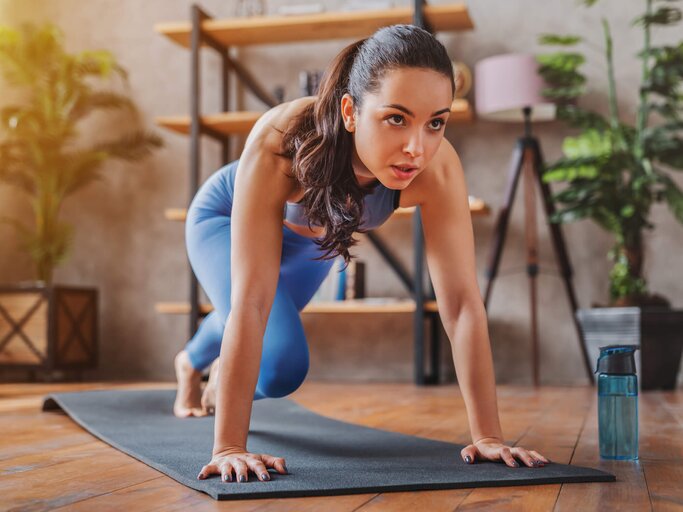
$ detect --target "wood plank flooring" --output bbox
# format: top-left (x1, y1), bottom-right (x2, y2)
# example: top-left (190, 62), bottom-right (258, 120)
top-left (1, 381), bottom-right (681, 511)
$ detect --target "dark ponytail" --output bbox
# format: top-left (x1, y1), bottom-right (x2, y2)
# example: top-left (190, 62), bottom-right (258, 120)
top-left (278, 25), bottom-right (454, 268)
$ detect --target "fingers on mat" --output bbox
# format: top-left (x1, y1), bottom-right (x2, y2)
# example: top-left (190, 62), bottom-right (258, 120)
top-left (500, 447), bottom-right (519, 468)
top-left (460, 446), bottom-right (477, 464)
top-left (221, 464), bottom-right (234, 482)
top-left (246, 459), bottom-right (270, 481)
top-left (530, 450), bottom-right (550, 464)
top-left (514, 448), bottom-right (539, 467)
top-left (232, 459), bottom-right (249, 482)
top-left (197, 463), bottom-right (219, 479)
top-left (261, 454), bottom-right (289, 473)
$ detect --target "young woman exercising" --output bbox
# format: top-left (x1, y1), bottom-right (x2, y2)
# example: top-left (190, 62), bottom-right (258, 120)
top-left (174, 24), bottom-right (550, 483)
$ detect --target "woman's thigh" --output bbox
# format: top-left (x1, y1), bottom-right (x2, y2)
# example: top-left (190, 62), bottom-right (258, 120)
top-left (186, 214), bottom-right (334, 319)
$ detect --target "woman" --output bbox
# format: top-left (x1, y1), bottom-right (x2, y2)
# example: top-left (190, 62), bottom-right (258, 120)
top-left (176, 24), bottom-right (550, 484)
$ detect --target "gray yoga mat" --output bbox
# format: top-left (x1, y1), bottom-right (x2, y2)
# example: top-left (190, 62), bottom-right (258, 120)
top-left (42, 389), bottom-right (615, 500)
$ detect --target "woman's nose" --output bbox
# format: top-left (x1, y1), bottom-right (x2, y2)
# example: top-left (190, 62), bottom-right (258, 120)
top-left (403, 132), bottom-right (424, 158)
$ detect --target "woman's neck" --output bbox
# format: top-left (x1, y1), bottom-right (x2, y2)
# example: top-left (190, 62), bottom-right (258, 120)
top-left (351, 147), bottom-right (380, 188)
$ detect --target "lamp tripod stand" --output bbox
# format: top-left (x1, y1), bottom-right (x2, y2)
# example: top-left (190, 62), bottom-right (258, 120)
top-left (483, 107), bottom-right (594, 386)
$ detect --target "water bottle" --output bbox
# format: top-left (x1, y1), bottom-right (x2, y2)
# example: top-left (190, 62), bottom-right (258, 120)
top-left (596, 344), bottom-right (639, 460)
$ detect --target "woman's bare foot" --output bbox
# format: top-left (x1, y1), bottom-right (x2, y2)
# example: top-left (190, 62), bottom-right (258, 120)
top-left (201, 357), bottom-right (220, 415)
top-left (173, 350), bottom-right (206, 418)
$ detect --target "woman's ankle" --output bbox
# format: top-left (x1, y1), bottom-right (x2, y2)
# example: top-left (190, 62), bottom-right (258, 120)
top-left (175, 350), bottom-right (202, 377)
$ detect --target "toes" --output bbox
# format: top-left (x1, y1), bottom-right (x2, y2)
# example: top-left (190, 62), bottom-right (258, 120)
top-left (173, 406), bottom-right (193, 418)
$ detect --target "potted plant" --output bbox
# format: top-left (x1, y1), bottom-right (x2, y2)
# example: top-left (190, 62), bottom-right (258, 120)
top-left (537, 0), bottom-right (683, 389)
top-left (0, 23), bottom-right (162, 379)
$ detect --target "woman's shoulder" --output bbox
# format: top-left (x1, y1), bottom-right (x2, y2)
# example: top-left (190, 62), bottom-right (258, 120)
top-left (254, 96), bottom-right (316, 139)
top-left (239, 97), bottom-right (317, 201)
top-left (244, 97), bottom-right (316, 164)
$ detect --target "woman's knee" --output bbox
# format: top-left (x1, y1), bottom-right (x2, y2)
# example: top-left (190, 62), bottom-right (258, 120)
top-left (257, 284), bottom-right (310, 398)
top-left (257, 358), bottom-right (309, 398)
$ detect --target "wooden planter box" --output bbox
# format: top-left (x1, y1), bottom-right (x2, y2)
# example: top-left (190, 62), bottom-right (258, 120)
top-left (577, 307), bottom-right (683, 391)
top-left (0, 284), bottom-right (98, 372)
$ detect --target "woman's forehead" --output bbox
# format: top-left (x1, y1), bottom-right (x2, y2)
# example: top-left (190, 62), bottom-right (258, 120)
top-left (365, 69), bottom-right (452, 112)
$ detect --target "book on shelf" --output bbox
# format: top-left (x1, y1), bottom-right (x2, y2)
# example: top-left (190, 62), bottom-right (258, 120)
top-left (311, 257), bottom-right (366, 302)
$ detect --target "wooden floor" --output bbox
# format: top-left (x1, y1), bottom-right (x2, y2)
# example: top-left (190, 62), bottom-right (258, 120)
top-left (1, 381), bottom-right (681, 511)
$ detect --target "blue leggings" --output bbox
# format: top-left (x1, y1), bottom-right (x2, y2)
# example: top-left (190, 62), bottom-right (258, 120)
top-left (183, 162), bottom-right (335, 400)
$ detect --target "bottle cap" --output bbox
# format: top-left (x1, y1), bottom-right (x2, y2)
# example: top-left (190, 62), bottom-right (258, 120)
top-left (595, 344), bottom-right (639, 375)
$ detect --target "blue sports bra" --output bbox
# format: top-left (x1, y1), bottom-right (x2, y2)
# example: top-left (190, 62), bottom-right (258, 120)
top-left (211, 159), bottom-right (401, 231)
top-left (283, 181), bottom-right (401, 230)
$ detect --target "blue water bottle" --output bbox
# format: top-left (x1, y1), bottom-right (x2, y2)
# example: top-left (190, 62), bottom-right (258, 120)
top-left (596, 344), bottom-right (639, 460)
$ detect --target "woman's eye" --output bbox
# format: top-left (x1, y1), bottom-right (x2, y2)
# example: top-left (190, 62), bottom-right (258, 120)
top-left (386, 115), bottom-right (404, 126)
top-left (430, 119), bottom-right (446, 130)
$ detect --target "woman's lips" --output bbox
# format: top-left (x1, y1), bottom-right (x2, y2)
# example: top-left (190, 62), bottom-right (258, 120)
top-left (391, 165), bottom-right (418, 179)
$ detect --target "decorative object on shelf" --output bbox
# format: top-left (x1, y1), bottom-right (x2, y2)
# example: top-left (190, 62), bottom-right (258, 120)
top-left (299, 70), bottom-right (323, 97)
top-left (537, 0), bottom-right (683, 389)
top-left (274, 2), bottom-right (325, 16)
top-left (0, 24), bottom-right (162, 379)
top-left (342, 0), bottom-right (395, 11)
top-left (344, 260), bottom-right (366, 300)
top-left (234, 0), bottom-right (266, 17)
top-left (273, 85), bottom-right (286, 103)
top-left (311, 257), bottom-right (365, 301)
top-left (474, 52), bottom-right (592, 387)
top-left (312, 257), bottom-right (344, 302)
top-left (451, 60), bottom-right (472, 98)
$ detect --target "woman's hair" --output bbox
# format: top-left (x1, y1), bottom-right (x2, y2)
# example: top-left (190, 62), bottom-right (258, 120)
top-left (277, 24), bottom-right (455, 268)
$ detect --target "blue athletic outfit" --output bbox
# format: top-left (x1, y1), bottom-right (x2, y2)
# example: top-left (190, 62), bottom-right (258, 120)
top-left (184, 159), bottom-right (400, 399)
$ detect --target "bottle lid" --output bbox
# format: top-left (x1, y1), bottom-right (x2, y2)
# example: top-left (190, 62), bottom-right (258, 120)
top-left (594, 344), bottom-right (639, 375)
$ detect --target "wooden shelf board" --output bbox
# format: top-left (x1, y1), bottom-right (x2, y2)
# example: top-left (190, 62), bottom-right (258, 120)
top-left (155, 299), bottom-right (438, 315)
top-left (156, 99), bottom-right (473, 137)
top-left (155, 4), bottom-right (474, 48)
top-left (155, 111), bottom-right (263, 135)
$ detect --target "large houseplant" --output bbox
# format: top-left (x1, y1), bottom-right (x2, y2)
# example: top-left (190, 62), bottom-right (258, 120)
top-left (0, 23), bottom-right (162, 283)
top-left (0, 23), bottom-right (162, 377)
top-left (537, 0), bottom-right (683, 389)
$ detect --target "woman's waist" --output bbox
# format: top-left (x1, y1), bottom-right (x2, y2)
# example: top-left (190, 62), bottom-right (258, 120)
top-left (187, 161), bottom-right (239, 217)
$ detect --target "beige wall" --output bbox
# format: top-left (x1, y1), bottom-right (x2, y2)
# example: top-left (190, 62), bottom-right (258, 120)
top-left (1, 0), bottom-right (681, 385)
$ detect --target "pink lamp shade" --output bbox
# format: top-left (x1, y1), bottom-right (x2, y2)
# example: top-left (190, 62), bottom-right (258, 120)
top-left (474, 53), bottom-right (556, 123)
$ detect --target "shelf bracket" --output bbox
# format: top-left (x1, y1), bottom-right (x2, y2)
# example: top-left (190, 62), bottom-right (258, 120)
top-left (413, 0), bottom-right (434, 34)
top-left (365, 231), bottom-right (414, 295)
top-left (225, 54), bottom-right (279, 108)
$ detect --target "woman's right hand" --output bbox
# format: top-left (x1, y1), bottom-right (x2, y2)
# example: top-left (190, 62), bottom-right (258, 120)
top-left (197, 447), bottom-right (289, 483)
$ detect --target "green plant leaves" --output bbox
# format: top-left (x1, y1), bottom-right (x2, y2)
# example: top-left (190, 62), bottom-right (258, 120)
top-left (0, 22), bottom-right (163, 282)
top-left (659, 175), bottom-right (683, 222)
top-left (644, 127), bottom-right (683, 169)
top-left (563, 129), bottom-right (613, 158)
top-left (633, 6), bottom-right (682, 27)
top-left (93, 130), bottom-right (164, 162)
top-left (536, 51), bottom-right (587, 101)
top-left (537, 0), bottom-right (683, 303)
top-left (556, 104), bottom-right (610, 130)
top-left (538, 34), bottom-right (582, 46)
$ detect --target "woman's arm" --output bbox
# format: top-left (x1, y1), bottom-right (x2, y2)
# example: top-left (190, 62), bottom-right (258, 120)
top-left (198, 112), bottom-right (299, 482)
top-left (416, 140), bottom-right (549, 468)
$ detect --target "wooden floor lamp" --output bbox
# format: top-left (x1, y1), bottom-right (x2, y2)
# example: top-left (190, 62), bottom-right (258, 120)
top-left (474, 54), bottom-right (593, 386)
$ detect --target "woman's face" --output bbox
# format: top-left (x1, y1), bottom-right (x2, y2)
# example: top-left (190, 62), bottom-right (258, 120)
top-left (341, 67), bottom-right (453, 189)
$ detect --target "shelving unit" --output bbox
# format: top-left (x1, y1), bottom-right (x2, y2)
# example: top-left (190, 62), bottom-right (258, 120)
top-left (155, 1), bottom-right (483, 385)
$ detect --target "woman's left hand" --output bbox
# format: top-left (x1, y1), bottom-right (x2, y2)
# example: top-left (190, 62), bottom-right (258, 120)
top-left (461, 438), bottom-right (551, 468)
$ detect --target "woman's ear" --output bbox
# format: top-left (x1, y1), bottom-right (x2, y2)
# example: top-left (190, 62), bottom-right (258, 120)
top-left (340, 93), bottom-right (356, 133)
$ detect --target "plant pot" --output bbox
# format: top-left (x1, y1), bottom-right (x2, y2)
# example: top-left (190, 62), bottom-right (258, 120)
top-left (0, 283), bottom-right (98, 376)
top-left (576, 307), bottom-right (683, 391)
